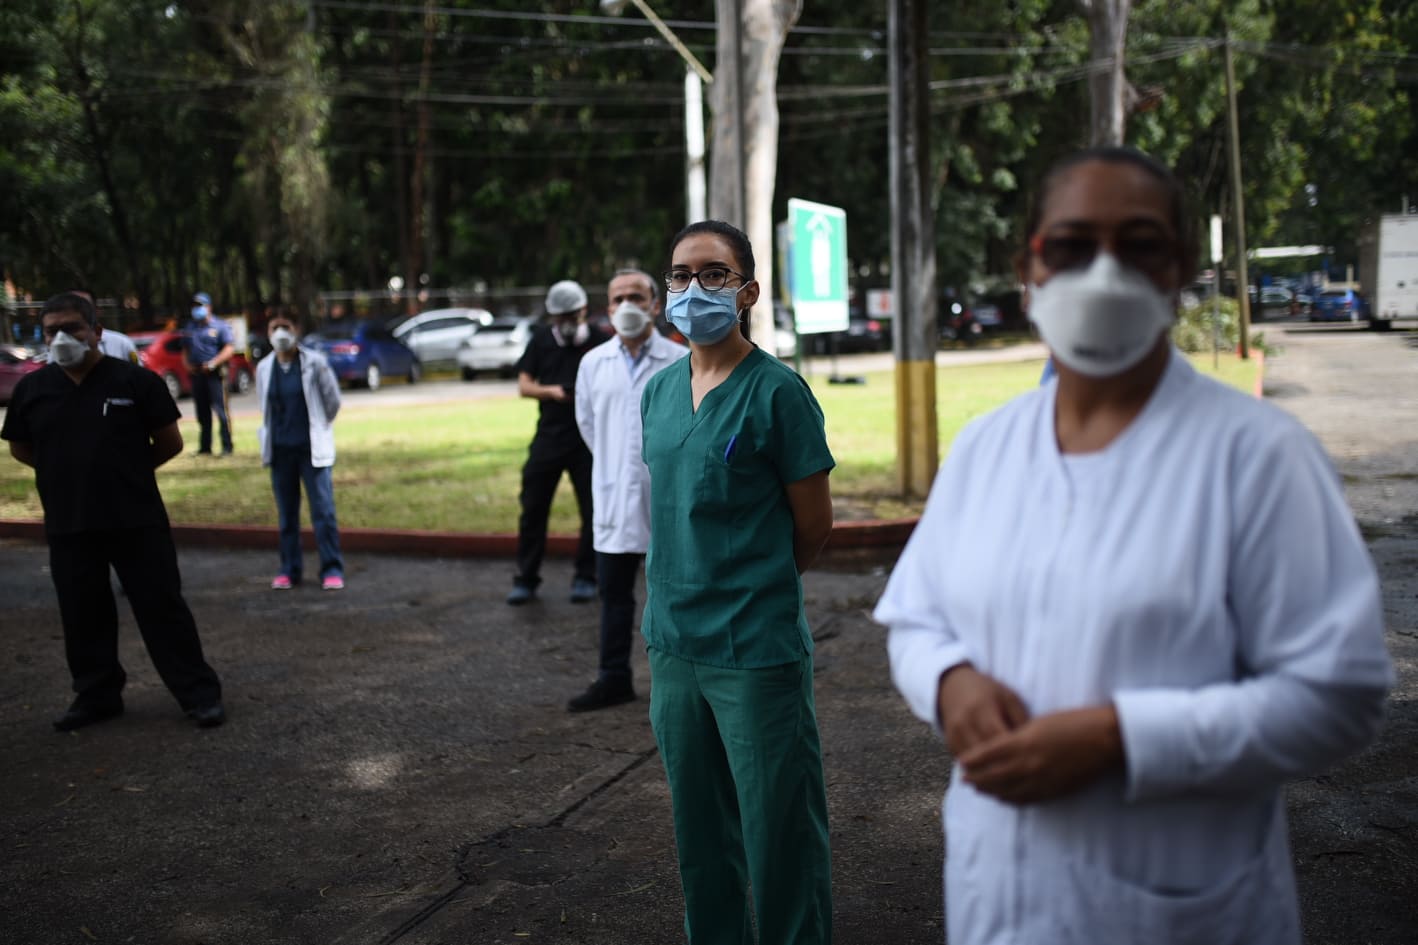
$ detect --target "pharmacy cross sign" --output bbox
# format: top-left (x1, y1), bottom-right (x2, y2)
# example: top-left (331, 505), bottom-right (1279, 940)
top-left (787, 198), bottom-right (849, 335)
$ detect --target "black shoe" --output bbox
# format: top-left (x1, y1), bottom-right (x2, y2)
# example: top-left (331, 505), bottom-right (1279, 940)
top-left (567, 679), bottom-right (636, 713)
top-left (569, 578), bottom-right (597, 603)
top-left (506, 585), bottom-right (535, 606)
top-left (53, 698), bottom-right (124, 732)
top-left (186, 702), bottom-right (226, 728)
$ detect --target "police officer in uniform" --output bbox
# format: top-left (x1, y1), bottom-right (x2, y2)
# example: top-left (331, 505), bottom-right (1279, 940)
top-left (2, 292), bottom-right (225, 731)
top-left (183, 291), bottom-right (236, 455)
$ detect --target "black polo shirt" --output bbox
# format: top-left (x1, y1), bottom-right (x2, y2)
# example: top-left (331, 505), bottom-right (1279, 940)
top-left (515, 323), bottom-right (607, 444)
top-left (1, 358), bottom-right (180, 536)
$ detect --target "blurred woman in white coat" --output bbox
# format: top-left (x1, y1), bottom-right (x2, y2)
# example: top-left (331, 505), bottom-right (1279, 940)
top-left (874, 147), bottom-right (1392, 945)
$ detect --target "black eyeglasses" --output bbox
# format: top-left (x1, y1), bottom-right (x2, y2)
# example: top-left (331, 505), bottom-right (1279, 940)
top-left (1029, 232), bottom-right (1176, 275)
top-left (664, 267), bottom-right (747, 294)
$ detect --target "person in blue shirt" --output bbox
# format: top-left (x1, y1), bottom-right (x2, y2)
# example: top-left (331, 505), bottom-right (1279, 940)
top-left (183, 291), bottom-right (236, 455)
top-left (255, 312), bottom-right (345, 591)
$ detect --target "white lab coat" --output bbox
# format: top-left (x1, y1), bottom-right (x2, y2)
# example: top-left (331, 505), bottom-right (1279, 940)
top-left (255, 346), bottom-right (342, 468)
top-left (98, 330), bottom-right (138, 363)
top-left (575, 331), bottom-right (688, 554)
top-left (875, 349), bottom-right (1392, 945)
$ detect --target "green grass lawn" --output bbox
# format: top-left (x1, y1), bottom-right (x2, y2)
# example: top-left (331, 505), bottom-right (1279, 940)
top-left (0, 353), bottom-right (1259, 531)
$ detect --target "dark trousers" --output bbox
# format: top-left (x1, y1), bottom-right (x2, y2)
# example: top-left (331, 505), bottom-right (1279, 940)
top-left (48, 528), bottom-right (222, 711)
top-left (514, 441), bottom-right (595, 588)
top-left (192, 369), bottom-right (232, 453)
top-left (596, 552), bottom-right (644, 684)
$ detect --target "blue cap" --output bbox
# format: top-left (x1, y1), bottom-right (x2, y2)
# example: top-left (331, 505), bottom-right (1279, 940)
top-left (193, 292), bottom-right (211, 306)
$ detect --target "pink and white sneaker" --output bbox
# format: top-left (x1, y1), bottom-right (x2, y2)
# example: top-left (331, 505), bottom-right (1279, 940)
top-left (271, 574), bottom-right (293, 590)
top-left (321, 575), bottom-right (345, 591)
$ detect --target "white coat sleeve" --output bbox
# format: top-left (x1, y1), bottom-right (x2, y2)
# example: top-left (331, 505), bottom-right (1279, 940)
top-left (575, 357), bottom-right (594, 454)
top-left (875, 432), bottom-right (978, 737)
top-left (316, 357), bottom-right (341, 421)
top-left (1115, 423), bottom-right (1393, 801)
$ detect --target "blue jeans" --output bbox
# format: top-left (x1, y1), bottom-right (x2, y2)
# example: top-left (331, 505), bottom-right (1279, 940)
top-left (270, 446), bottom-right (343, 582)
top-left (596, 552), bottom-right (644, 684)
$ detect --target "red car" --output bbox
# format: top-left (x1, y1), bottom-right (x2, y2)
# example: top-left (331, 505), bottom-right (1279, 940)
top-left (0, 344), bottom-right (45, 405)
top-left (133, 330), bottom-right (254, 402)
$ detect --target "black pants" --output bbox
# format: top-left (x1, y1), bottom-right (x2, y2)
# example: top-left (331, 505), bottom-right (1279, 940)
top-left (192, 369), bottom-right (232, 453)
top-left (596, 552), bottom-right (643, 684)
top-left (514, 440), bottom-right (595, 589)
top-left (48, 528), bottom-right (222, 711)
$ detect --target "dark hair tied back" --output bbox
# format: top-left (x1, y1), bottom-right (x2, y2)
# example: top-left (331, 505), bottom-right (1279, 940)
top-left (670, 220), bottom-right (756, 281)
top-left (1025, 146), bottom-right (1197, 277)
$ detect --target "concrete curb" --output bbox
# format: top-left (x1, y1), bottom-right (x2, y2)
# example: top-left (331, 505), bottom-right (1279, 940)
top-left (0, 516), bottom-right (921, 557)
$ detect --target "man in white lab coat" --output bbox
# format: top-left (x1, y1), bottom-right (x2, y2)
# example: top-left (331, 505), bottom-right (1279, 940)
top-left (568, 269), bottom-right (688, 712)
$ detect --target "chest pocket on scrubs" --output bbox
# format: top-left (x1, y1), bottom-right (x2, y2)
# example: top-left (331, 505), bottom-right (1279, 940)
top-left (697, 435), bottom-right (759, 519)
top-left (100, 396), bottom-right (145, 447)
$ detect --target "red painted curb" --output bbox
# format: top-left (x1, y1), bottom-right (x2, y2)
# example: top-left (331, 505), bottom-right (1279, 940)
top-left (0, 516), bottom-right (921, 557)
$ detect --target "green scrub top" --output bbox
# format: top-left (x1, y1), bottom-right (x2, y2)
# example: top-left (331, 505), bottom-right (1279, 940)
top-left (640, 347), bottom-right (835, 668)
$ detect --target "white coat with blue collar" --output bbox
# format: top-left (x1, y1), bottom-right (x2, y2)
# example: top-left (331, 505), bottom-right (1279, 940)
top-left (256, 345), bottom-right (342, 468)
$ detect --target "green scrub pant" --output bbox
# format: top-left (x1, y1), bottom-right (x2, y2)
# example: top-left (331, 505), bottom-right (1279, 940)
top-left (648, 646), bottom-right (833, 944)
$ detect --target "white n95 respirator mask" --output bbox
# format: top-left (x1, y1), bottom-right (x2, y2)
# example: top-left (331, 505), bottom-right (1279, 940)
top-left (50, 331), bottom-right (89, 368)
top-left (611, 301), bottom-right (651, 338)
top-left (1028, 252), bottom-right (1174, 378)
top-left (270, 328), bottom-right (297, 353)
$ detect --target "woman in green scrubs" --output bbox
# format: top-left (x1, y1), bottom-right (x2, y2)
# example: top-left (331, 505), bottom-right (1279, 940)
top-left (640, 220), bottom-right (836, 943)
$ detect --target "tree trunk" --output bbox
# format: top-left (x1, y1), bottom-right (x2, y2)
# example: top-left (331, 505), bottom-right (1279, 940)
top-left (1078, 0), bottom-right (1131, 147)
top-left (709, 0), bottom-right (801, 353)
top-left (73, 64), bottom-right (152, 317)
top-left (238, 230), bottom-right (263, 312)
top-left (389, 10), bottom-right (411, 299)
top-left (407, 2), bottom-right (437, 315)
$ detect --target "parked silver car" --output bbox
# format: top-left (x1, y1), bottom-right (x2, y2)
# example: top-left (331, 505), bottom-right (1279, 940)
top-left (457, 316), bottom-right (535, 379)
top-left (392, 308), bottom-right (491, 366)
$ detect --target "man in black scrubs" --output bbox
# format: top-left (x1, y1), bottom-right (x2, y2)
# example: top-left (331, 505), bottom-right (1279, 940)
top-left (2, 293), bottom-right (225, 731)
top-left (507, 280), bottom-right (607, 605)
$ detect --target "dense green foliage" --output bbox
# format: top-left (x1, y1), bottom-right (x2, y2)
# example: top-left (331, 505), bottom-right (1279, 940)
top-left (2, 1), bottom-right (1416, 325)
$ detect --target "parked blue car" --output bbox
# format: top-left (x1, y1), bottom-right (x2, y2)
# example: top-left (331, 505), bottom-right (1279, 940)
top-left (305, 319), bottom-right (421, 390)
top-left (1310, 288), bottom-right (1370, 323)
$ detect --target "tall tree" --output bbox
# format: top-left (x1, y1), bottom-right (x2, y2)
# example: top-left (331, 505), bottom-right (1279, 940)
top-left (1078, 0), bottom-right (1133, 145)
top-left (710, 0), bottom-right (801, 350)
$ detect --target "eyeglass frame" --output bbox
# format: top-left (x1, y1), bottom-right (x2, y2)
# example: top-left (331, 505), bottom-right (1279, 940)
top-left (1027, 228), bottom-right (1179, 277)
top-left (663, 266), bottom-right (750, 294)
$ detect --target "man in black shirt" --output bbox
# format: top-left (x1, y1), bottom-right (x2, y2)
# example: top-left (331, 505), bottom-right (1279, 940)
top-left (1, 293), bottom-right (225, 731)
top-left (507, 280), bottom-right (607, 605)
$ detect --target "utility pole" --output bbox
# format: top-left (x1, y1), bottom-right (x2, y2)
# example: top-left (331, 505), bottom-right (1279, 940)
top-left (715, 0), bottom-right (747, 229)
top-left (601, 0), bottom-right (712, 224)
top-left (889, 0), bottom-right (938, 496)
top-left (1223, 38), bottom-right (1252, 359)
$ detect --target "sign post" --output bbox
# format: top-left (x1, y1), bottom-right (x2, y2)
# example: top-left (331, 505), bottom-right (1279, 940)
top-left (786, 198), bottom-right (853, 382)
top-left (1211, 213), bottom-right (1223, 369)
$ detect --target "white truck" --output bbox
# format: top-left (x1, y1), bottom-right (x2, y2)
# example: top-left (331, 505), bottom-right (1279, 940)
top-left (1357, 213), bottom-right (1418, 330)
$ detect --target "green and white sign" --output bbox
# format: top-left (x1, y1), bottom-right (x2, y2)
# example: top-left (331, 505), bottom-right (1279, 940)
top-left (787, 198), bottom-right (849, 335)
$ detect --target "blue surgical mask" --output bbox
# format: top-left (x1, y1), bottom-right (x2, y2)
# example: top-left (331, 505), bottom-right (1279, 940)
top-left (191, 305), bottom-right (209, 320)
top-left (667, 282), bottom-right (742, 345)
